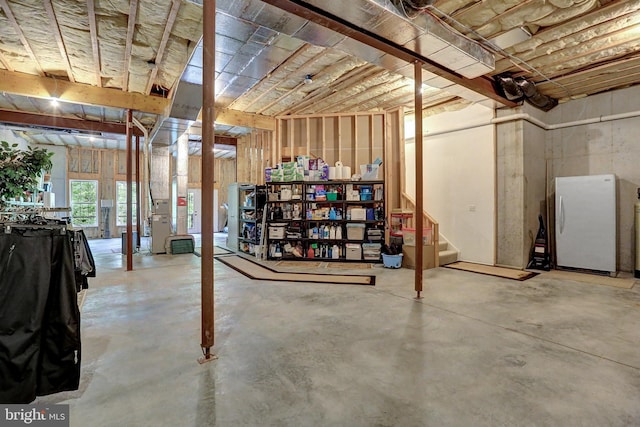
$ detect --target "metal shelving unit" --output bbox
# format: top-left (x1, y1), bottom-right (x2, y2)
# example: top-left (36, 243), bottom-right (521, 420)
top-left (264, 181), bottom-right (384, 262)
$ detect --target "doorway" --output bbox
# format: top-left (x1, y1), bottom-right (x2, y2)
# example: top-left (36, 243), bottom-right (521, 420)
top-left (187, 189), bottom-right (201, 234)
top-left (187, 189), bottom-right (219, 234)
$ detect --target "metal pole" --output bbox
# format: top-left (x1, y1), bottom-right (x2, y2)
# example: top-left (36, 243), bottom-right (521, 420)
top-left (199, 0), bottom-right (216, 362)
top-left (126, 109), bottom-right (133, 271)
top-left (414, 61), bottom-right (424, 298)
top-left (135, 134), bottom-right (142, 250)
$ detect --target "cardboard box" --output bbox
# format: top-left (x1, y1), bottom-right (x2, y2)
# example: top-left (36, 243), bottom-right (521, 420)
top-left (346, 243), bottom-right (362, 260)
top-left (402, 244), bottom-right (435, 270)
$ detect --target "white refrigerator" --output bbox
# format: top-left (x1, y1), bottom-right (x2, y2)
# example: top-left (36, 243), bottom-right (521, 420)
top-left (555, 174), bottom-right (616, 274)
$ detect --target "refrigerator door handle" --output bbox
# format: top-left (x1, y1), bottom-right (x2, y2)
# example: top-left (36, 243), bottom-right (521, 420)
top-left (559, 196), bottom-right (564, 234)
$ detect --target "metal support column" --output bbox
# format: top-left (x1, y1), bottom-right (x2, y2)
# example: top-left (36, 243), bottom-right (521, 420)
top-left (126, 109), bottom-right (133, 271)
top-left (199, 0), bottom-right (216, 363)
top-left (135, 134), bottom-right (142, 249)
top-left (414, 61), bottom-right (424, 299)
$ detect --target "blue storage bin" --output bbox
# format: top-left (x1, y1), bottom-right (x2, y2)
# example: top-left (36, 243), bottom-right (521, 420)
top-left (382, 253), bottom-right (403, 268)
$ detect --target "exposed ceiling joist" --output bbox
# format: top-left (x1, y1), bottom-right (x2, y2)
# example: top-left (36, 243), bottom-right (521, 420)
top-left (278, 63), bottom-right (377, 115)
top-left (0, 51), bottom-right (13, 72)
top-left (229, 43), bottom-right (315, 111)
top-left (0, 109), bottom-right (144, 136)
top-left (43, 0), bottom-right (75, 83)
top-left (0, 0), bottom-right (45, 76)
top-left (304, 69), bottom-right (389, 114)
top-left (145, 0), bottom-right (182, 95)
top-left (260, 0), bottom-right (515, 107)
top-left (86, 0), bottom-right (102, 87)
top-left (0, 69), bottom-right (170, 115)
top-left (316, 74), bottom-right (405, 113)
top-left (122, 0), bottom-right (140, 91)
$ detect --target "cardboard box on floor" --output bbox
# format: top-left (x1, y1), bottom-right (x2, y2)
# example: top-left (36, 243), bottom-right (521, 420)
top-left (402, 244), bottom-right (435, 270)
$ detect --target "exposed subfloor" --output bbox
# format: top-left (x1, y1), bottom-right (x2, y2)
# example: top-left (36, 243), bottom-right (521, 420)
top-left (37, 234), bottom-right (640, 426)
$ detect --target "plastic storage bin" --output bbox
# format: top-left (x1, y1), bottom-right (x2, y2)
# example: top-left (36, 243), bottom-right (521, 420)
top-left (402, 227), bottom-right (432, 246)
top-left (382, 253), bottom-right (403, 268)
top-left (346, 223), bottom-right (365, 240)
top-left (362, 243), bottom-right (381, 260)
top-left (269, 224), bottom-right (286, 239)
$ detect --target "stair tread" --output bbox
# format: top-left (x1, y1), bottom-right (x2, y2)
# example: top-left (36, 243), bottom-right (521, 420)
top-left (438, 249), bottom-right (458, 266)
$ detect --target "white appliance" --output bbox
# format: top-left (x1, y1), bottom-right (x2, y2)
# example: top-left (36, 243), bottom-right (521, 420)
top-left (151, 199), bottom-right (172, 254)
top-left (555, 174), bottom-right (616, 274)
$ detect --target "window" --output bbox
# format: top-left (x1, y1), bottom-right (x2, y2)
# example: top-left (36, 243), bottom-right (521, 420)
top-left (116, 181), bottom-right (137, 226)
top-left (70, 180), bottom-right (98, 227)
top-left (187, 192), bottom-right (195, 229)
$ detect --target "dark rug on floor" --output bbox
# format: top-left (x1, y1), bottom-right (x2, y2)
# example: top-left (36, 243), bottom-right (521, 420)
top-left (216, 255), bottom-right (375, 286)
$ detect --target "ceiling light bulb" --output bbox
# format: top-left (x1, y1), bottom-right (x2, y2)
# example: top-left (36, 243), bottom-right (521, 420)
top-left (304, 74), bottom-right (313, 85)
top-left (50, 98), bottom-right (59, 107)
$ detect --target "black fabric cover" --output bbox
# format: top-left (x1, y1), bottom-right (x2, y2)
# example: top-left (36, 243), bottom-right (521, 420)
top-left (0, 228), bottom-right (80, 403)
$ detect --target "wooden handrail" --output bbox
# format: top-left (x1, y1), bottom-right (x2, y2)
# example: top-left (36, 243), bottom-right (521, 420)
top-left (400, 192), bottom-right (440, 268)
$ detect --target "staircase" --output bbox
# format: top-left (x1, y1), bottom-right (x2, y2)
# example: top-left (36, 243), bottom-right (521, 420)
top-left (398, 192), bottom-right (459, 269)
top-left (438, 235), bottom-right (459, 266)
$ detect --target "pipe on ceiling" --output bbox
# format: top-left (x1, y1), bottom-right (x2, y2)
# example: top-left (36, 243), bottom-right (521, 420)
top-left (410, 109), bottom-right (640, 139)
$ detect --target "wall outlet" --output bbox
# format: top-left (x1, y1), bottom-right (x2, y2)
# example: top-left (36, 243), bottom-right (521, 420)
top-left (468, 205), bottom-right (476, 212)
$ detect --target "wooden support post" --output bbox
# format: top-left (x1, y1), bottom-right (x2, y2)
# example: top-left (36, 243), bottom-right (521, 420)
top-left (414, 61), bottom-right (424, 299)
top-left (199, 0), bottom-right (216, 363)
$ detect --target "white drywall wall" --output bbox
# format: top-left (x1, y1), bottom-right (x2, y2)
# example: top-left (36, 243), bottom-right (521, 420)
top-left (405, 104), bottom-right (495, 264)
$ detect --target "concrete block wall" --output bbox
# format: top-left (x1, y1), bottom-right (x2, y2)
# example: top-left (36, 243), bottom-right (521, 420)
top-left (545, 86), bottom-right (640, 272)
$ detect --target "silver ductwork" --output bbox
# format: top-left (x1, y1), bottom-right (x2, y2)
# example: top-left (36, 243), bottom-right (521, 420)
top-left (217, 0), bottom-right (493, 87)
top-left (300, 0), bottom-right (494, 79)
top-left (159, 0), bottom-right (497, 147)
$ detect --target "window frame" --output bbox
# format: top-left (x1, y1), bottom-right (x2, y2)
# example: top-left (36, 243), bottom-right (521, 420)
top-left (69, 179), bottom-right (99, 227)
top-left (115, 181), bottom-right (137, 226)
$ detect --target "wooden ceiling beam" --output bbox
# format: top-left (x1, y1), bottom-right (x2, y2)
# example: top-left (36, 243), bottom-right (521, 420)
top-left (122, 0), bottom-right (140, 91)
top-left (87, 0), bottom-right (102, 87)
top-left (0, 109), bottom-right (144, 136)
top-left (43, 0), bottom-right (75, 83)
top-left (145, 0), bottom-right (182, 95)
top-left (0, 0), bottom-right (45, 76)
top-left (210, 108), bottom-right (276, 131)
top-left (0, 69), bottom-right (170, 115)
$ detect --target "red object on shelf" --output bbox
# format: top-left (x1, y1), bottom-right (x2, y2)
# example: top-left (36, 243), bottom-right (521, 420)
top-left (390, 210), bottom-right (413, 236)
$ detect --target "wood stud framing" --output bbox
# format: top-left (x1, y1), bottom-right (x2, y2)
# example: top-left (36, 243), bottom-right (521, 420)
top-left (43, 0), bottom-right (75, 83)
top-left (0, 51), bottom-right (14, 72)
top-left (145, 0), bottom-right (182, 95)
top-left (87, 0), bottom-right (102, 87)
top-left (122, 0), bottom-right (140, 92)
top-left (0, 0), bottom-right (45, 76)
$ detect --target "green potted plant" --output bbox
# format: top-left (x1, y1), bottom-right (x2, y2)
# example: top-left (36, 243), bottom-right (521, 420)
top-left (0, 140), bottom-right (54, 207)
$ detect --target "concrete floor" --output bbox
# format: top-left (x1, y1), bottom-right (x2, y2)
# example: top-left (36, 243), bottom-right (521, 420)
top-left (37, 234), bottom-right (640, 426)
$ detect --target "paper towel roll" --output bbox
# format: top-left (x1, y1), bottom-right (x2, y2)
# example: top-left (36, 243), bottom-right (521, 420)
top-left (329, 167), bottom-right (338, 180)
top-left (342, 166), bottom-right (351, 179)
